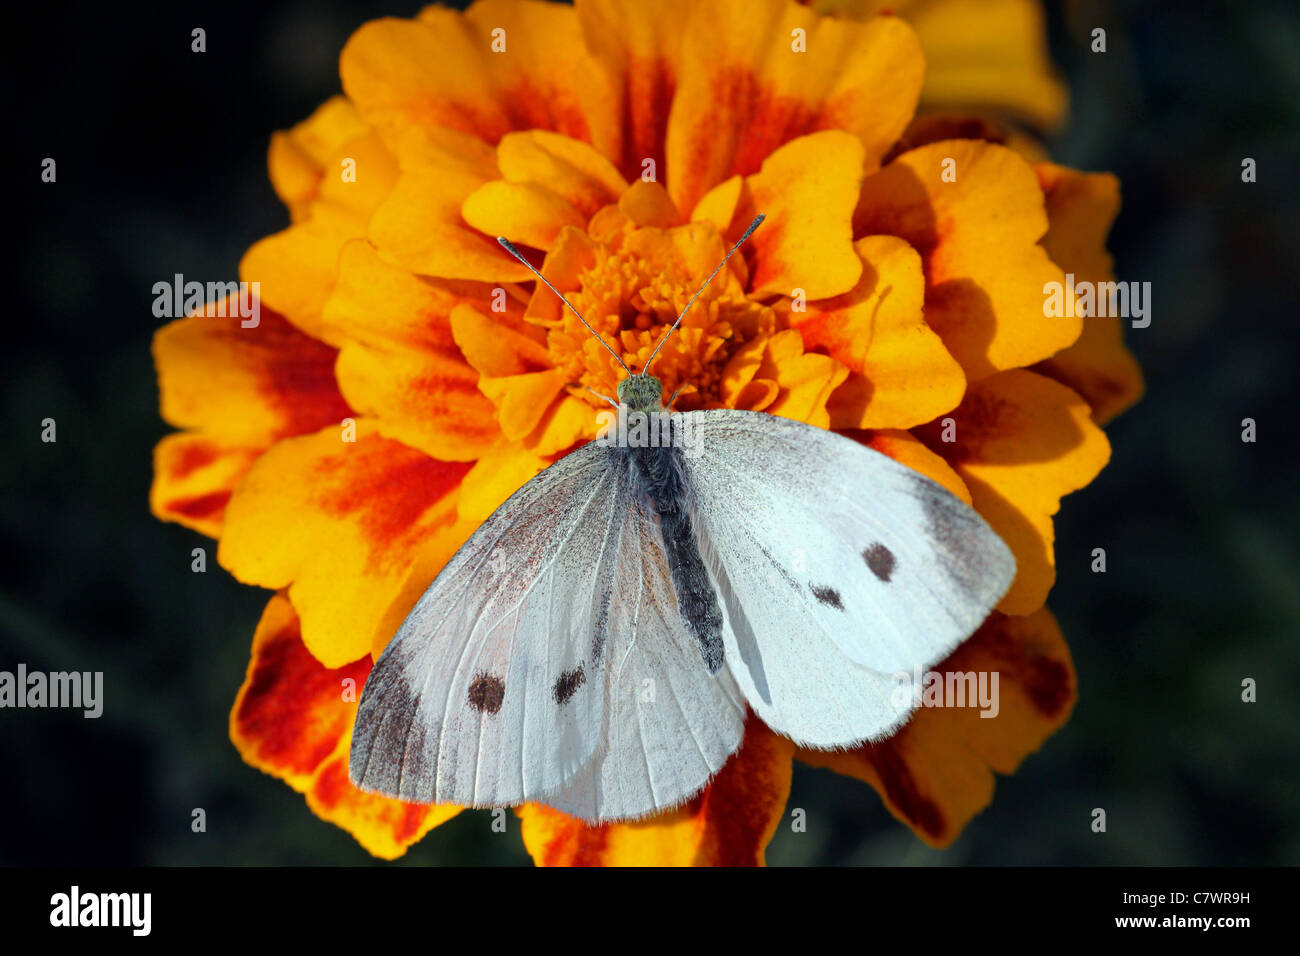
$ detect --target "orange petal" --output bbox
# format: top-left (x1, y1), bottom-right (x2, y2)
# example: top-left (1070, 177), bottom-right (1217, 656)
top-left (341, 3), bottom-right (614, 153)
top-left (323, 240), bottom-right (501, 461)
top-left (799, 607), bottom-right (1074, 846)
top-left (449, 302), bottom-right (552, 378)
top-left (153, 300), bottom-right (352, 442)
top-left (231, 593), bottom-right (458, 858)
top-left (577, 0), bottom-right (695, 181)
top-left (855, 139), bottom-right (1078, 381)
top-left (367, 125), bottom-right (532, 283)
top-left (850, 427), bottom-right (972, 504)
top-left (518, 714), bottom-right (793, 866)
top-left (743, 131), bottom-right (864, 299)
top-left (667, 0), bottom-right (923, 216)
top-left (917, 369), bottom-right (1110, 615)
top-left (497, 130), bottom-right (627, 218)
top-left (151, 433), bottom-right (264, 538)
top-left (243, 131), bottom-right (399, 342)
top-left (217, 422), bottom-right (472, 667)
top-left (812, 0), bottom-right (1066, 128)
top-left (793, 235), bottom-right (966, 429)
top-left (268, 96), bottom-right (372, 222)
top-left (455, 442), bottom-right (549, 526)
top-left (463, 180), bottom-right (587, 251)
top-left (756, 328), bottom-right (848, 428)
top-left (1032, 163), bottom-right (1144, 425)
top-left (618, 180), bottom-right (682, 229)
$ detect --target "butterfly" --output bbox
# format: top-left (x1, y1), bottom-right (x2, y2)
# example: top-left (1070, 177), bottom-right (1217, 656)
top-left (349, 215), bottom-right (1015, 822)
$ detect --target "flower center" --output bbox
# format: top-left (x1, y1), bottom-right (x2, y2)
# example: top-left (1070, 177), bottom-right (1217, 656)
top-left (546, 231), bottom-right (773, 410)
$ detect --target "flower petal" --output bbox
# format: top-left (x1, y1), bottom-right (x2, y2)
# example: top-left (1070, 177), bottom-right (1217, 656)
top-left (153, 300), bottom-right (352, 441)
top-left (755, 328), bottom-right (848, 428)
top-left (792, 235), bottom-right (965, 429)
top-left (518, 714), bottom-right (793, 865)
top-left (242, 132), bottom-right (399, 342)
top-left (854, 427), bottom-right (972, 503)
top-left (744, 131), bottom-right (864, 299)
top-left (218, 422), bottom-right (472, 667)
top-left (268, 96), bottom-right (372, 222)
top-left (1032, 163), bottom-right (1144, 425)
top-left (667, 0), bottom-right (923, 216)
top-left (231, 593), bottom-right (458, 858)
top-left (854, 139), bottom-right (1078, 381)
top-left (151, 433), bottom-right (264, 537)
top-left (576, 0), bottom-right (696, 180)
top-left (323, 240), bottom-right (501, 461)
top-left (917, 369), bottom-right (1110, 615)
top-left (367, 125), bottom-right (532, 282)
top-left (799, 607), bottom-right (1074, 846)
top-left (341, 2), bottom-right (614, 152)
top-left (150, 301), bottom-right (354, 535)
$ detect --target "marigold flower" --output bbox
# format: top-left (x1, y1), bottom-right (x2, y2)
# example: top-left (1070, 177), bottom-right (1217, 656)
top-left (151, 0), bottom-right (1142, 865)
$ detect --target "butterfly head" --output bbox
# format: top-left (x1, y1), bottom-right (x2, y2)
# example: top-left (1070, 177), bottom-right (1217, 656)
top-left (616, 373), bottom-right (664, 412)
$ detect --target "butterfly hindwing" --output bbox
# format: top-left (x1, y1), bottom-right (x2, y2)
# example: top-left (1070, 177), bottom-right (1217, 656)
top-left (538, 474), bottom-right (747, 821)
top-left (685, 409), bottom-right (1016, 748)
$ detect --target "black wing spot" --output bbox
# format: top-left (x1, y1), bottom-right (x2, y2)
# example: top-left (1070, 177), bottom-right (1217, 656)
top-left (553, 665), bottom-right (585, 705)
top-left (467, 674), bottom-right (505, 714)
top-left (810, 584), bottom-right (844, 611)
top-left (863, 543), bottom-right (897, 582)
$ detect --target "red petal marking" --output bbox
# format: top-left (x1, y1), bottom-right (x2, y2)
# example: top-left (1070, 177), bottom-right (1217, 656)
top-left (234, 611), bottom-right (372, 777)
top-left (503, 75), bottom-right (591, 147)
top-left (166, 490), bottom-right (231, 520)
top-left (698, 712), bottom-right (785, 866)
top-left (314, 437), bottom-right (471, 568)
top-left (620, 57), bottom-right (675, 184)
top-left (255, 312), bottom-right (355, 436)
top-left (866, 742), bottom-right (947, 839)
top-left (170, 441), bottom-right (220, 480)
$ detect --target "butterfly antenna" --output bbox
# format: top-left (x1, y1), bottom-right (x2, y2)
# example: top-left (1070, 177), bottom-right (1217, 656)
top-left (641, 213), bottom-right (764, 376)
top-left (496, 236), bottom-right (631, 376)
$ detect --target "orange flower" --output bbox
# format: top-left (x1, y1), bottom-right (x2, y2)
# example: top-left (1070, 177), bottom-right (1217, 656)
top-left (151, 0), bottom-right (1141, 864)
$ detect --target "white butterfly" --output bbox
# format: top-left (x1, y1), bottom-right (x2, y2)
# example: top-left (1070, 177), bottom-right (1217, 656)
top-left (349, 216), bottom-right (1015, 822)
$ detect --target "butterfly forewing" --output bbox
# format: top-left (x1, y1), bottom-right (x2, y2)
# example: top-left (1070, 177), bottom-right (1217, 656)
top-left (350, 442), bottom-right (617, 807)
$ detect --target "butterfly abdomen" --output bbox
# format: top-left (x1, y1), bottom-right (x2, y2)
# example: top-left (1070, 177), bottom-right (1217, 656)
top-left (628, 427), bottom-right (724, 675)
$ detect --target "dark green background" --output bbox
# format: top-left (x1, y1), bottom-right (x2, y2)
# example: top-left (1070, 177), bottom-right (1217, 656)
top-left (5, 0), bottom-right (1297, 865)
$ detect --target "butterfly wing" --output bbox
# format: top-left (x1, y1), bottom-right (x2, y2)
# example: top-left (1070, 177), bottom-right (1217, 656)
top-left (536, 472), bottom-right (747, 822)
top-left (684, 409), bottom-right (1016, 749)
top-left (350, 440), bottom-right (747, 822)
top-left (350, 441), bottom-right (620, 807)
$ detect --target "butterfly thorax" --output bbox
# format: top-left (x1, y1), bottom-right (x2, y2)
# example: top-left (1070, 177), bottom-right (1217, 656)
top-left (616, 374), bottom-right (664, 413)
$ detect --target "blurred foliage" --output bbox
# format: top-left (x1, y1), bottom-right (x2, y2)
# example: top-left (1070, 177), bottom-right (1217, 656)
top-left (4, 0), bottom-right (1297, 865)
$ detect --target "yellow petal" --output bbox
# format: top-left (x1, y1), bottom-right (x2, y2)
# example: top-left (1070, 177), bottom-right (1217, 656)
top-left (855, 139), bottom-right (1079, 380)
top-left (1032, 163), bottom-right (1144, 425)
top-left (323, 241), bottom-right (502, 461)
top-left (744, 131), bottom-right (864, 299)
top-left (918, 369), bottom-right (1110, 615)
top-left (217, 422), bottom-right (472, 667)
top-left (667, 0), bottom-right (923, 215)
top-left (793, 235), bottom-right (966, 429)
